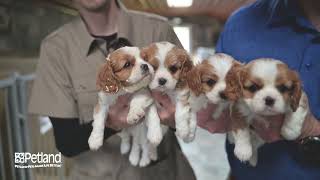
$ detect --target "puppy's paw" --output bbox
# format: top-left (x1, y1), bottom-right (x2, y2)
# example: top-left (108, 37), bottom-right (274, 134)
top-left (183, 132), bottom-right (196, 143)
top-left (234, 143), bottom-right (252, 162)
top-left (129, 152), bottom-right (140, 166)
top-left (88, 133), bottom-right (104, 150)
top-left (139, 156), bottom-right (151, 167)
top-left (149, 149), bottom-right (158, 161)
top-left (281, 124), bottom-right (301, 140)
top-left (148, 131), bottom-right (163, 146)
top-left (249, 154), bottom-right (258, 167)
top-left (120, 142), bottom-right (131, 154)
top-left (127, 107), bottom-right (145, 124)
top-left (175, 127), bottom-right (190, 140)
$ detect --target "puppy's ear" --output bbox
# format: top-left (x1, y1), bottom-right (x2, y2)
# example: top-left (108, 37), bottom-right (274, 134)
top-left (186, 66), bottom-right (202, 96)
top-left (225, 62), bottom-right (243, 101)
top-left (140, 43), bottom-right (156, 62)
top-left (96, 61), bottom-right (120, 93)
top-left (180, 50), bottom-right (194, 78)
top-left (289, 70), bottom-right (302, 112)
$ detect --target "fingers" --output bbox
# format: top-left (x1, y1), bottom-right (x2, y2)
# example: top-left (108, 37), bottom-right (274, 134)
top-left (196, 104), bottom-right (229, 133)
top-left (300, 112), bottom-right (320, 138)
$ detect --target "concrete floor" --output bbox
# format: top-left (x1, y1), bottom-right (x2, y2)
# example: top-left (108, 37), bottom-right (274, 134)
top-left (179, 129), bottom-right (230, 180)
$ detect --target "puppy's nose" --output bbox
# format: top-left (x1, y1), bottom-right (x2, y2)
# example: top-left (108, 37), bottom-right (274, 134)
top-left (219, 92), bottom-right (227, 100)
top-left (158, 78), bottom-right (167, 86)
top-left (141, 64), bottom-right (149, 72)
top-left (265, 96), bottom-right (275, 107)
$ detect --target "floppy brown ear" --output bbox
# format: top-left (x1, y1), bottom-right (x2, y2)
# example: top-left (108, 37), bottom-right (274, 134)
top-left (186, 66), bottom-right (202, 96)
top-left (140, 43), bottom-right (157, 62)
top-left (96, 61), bottom-right (120, 93)
top-left (180, 51), bottom-right (194, 78)
top-left (225, 62), bottom-right (243, 102)
top-left (289, 71), bottom-right (302, 112)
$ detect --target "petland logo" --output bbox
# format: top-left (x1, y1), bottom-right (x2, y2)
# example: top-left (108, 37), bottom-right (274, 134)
top-left (14, 152), bottom-right (62, 168)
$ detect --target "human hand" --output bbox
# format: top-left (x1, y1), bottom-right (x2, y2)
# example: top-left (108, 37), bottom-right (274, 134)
top-left (151, 91), bottom-right (176, 128)
top-left (106, 94), bottom-right (134, 130)
top-left (196, 103), bottom-right (230, 133)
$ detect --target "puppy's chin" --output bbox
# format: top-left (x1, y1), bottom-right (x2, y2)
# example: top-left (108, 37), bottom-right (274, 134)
top-left (206, 93), bottom-right (223, 105)
top-left (124, 74), bottom-right (152, 93)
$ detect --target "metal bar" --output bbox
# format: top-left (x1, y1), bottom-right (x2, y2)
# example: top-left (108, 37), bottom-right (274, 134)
top-left (4, 87), bottom-right (17, 180)
top-left (17, 74), bottom-right (35, 180)
top-left (0, 131), bottom-right (5, 180)
top-left (7, 73), bottom-right (26, 180)
top-left (0, 75), bottom-right (16, 89)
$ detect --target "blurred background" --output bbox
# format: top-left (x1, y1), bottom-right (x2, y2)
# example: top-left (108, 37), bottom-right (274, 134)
top-left (0, 0), bottom-right (254, 179)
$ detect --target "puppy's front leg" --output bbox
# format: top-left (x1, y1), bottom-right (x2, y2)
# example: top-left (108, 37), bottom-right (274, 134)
top-left (281, 92), bottom-right (308, 140)
top-left (146, 104), bottom-right (163, 146)
top-left (127, 89), bottom-right (153, 124)
top-left (230, 103), bottom-right (252, 162)
top-left (88, 91), bottom-right (110, 150)
top-left (175, 89), bottom-right (192, 141)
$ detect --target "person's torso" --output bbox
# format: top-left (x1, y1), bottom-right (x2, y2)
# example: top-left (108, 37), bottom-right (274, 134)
top-left (219, 1), bottom-right (320, 179)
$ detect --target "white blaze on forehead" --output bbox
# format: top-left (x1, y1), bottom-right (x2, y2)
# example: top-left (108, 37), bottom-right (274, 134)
top-left (250, 59), bottom-right (283, 85)
top-left (120, 46), bottom-right (141, 58)
top-left (155, 42), bottom-right (175, 65)
top-left (207, 54), bottom-right (234, 79)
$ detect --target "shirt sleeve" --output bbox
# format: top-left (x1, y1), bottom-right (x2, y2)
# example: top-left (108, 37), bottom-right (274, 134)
top-left (215, 30), bottom-right (225, 53)
top-left (28, 38), bottom-right (78, 118)
top-left (49, 117), bottom-right (117, 157)
top-left (162, 22), bottom-right (183, 48)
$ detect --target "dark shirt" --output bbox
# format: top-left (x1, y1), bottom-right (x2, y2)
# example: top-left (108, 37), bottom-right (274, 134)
top-left (50, 117), bottom-right (117, 157)
top-left (216, 0), bottom-right (320, 179)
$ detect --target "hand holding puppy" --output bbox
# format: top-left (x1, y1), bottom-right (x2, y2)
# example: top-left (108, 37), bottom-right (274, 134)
top-left (151, 91), bottom-right (176, 128)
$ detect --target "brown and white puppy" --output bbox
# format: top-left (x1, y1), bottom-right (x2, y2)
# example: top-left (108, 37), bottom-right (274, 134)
top-left (88, 46), bottom-right (156, 167)
top-left (187, 53), bottom-right (242, 120)
top-left (231, 58), bottom-right (308, 166)
top-left (140, 41), bottom-right (194, 142)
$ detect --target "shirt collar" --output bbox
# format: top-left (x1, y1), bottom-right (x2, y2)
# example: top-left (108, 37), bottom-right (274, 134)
top-left (76, 0), bottom-right (131, 58)
top-left (267, 0), bottom-right (299, 25)
top-left (267, 0), bottom-right (318, 33)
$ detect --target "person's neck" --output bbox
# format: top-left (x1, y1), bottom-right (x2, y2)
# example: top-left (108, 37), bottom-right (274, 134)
top-left (79, 0), bottom-right (120, 36)
top-left (298, 0), bottom-right (320, 31)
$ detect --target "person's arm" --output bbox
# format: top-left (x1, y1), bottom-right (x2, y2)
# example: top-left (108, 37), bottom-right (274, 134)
top-left (49, 117), bottom-right (117, 157)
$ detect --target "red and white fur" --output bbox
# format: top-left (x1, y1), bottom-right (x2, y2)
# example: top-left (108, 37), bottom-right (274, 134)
top-left (230, 58), bottom-right (308, 166)
top-left (88, 46), bottom-right (159, 167)
top-left (140, 42), bottom-right (195, 142)
top-left (186, 53), bottom-right (243, 140)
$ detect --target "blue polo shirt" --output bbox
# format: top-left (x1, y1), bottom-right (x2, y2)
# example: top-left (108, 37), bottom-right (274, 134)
top-left (216, 0), bottom-right (320, 179)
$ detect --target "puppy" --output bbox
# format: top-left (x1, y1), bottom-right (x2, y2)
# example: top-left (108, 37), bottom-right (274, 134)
top-left (187, 53), bottom-right (242, 119)
top-left (231, 58), bottom-right (308, 166)
top-left (140, 41), bottom-right (194, 142)
top-left (88, 46), bottom-right (156, 167)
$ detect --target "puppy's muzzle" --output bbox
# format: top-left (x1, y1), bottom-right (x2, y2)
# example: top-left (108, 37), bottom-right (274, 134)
top-left (158, 78), bottom-right (167, 86)
top-left (265, 96), bottom-right (275, 107)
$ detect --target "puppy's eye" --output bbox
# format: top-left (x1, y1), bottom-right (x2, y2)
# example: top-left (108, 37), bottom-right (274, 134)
top-left (169, 66), bottom-right (178, 73)
top-left (277, 84), bottom-right (291, 93)
top-left (123, 61), bottom-right (131, 68)
top-left (246, 84), bottom-right (260, 93)
top-left (206, 79), bottom-right (216, 87)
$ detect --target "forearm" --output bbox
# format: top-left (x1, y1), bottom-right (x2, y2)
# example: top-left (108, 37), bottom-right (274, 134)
top-left (50, 117), bottom-right (117, 157)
